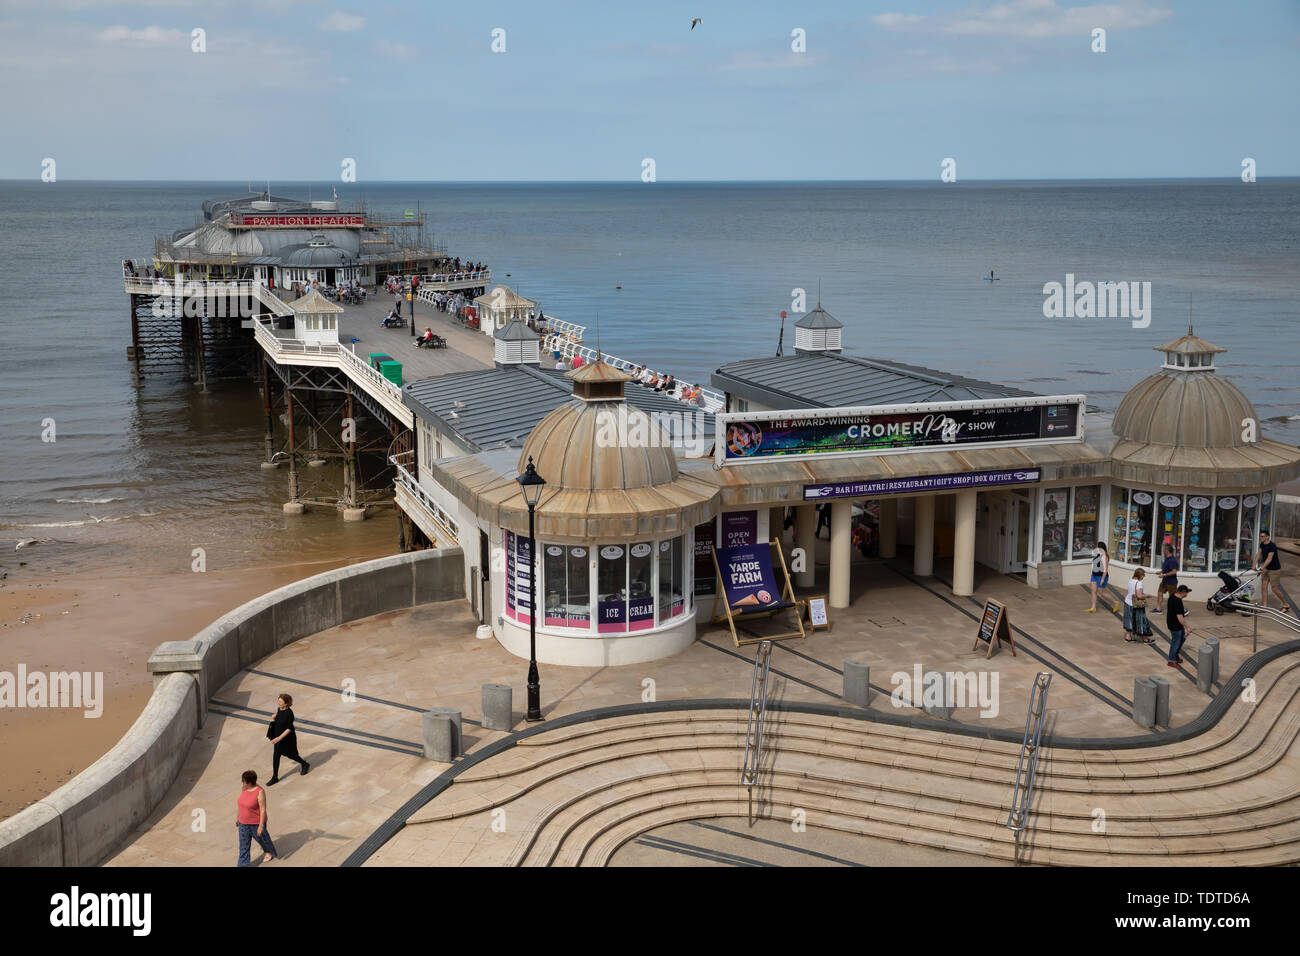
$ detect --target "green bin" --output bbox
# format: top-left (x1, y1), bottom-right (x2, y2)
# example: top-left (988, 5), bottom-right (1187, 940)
top-left (379, 360), bottom-right (402, 386)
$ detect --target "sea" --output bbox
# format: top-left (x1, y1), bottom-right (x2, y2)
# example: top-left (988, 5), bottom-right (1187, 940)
top-left (1, 179), bottom-right (1298, 578)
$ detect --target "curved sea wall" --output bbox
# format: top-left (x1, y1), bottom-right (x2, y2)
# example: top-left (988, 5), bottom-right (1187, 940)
top-left (0, 548), bottom-right (464, 867)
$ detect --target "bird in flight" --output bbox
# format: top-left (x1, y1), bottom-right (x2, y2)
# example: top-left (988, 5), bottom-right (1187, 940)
top-left (690, 17), bottom-right (702, 30)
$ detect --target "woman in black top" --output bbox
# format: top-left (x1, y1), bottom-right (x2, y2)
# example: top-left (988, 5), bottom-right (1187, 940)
top-left (266, 693), bottom-right (309, 785)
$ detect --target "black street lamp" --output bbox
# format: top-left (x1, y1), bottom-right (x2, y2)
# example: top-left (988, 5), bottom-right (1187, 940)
top-left (517, 456), bottom-right (547, 721)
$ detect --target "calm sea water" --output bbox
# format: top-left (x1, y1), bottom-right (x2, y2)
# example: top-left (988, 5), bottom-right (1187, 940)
top-left (1, 180), bottom-right (1297, 575)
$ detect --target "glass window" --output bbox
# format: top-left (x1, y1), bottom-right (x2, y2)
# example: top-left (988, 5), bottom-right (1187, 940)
top-left (1070, 486), bottom-right (1100, 559)
top-left (1184, 495), bottom-right (1211, 572)
top-left (543, 545), bottom-right (590, 629)
top-left (1155, 494), bottom-right (1184, 565)
top-left (1238, 495), bottom-right (1260, 569)
top-left (1109, 487), bottom-right (1130, 562)
top-left (1260, 491), bottom-right (1274, 538)
top-left (628, 542), bottom-right (655, 631)
top-left (694, 520), bottom-right (717, 595)
top-left (657, 536), bottom-right (686, 622)
top-left (1212, 496), bottom-right (1239, 572)
top-left (597, 545), bottom-right (627, 633)
top-left (1041, 490), bottom-right (1069, 561)
top-left (1128, 491), bottom-right (1155, 568)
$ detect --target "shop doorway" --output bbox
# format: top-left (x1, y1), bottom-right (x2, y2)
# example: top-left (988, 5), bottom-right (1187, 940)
top-left (1004, 493), bottom-right (1032, 574)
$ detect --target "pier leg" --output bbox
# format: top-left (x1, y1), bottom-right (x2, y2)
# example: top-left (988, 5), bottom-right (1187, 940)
top-left (128, 294), bottom-right (144, 388)
top-left (306, 391), bottom-right (323, 466)
top-left (341, 390), bottom-right (365, 521)
top-left (259, 360), bottom-right (278, 469)
top-left (283, 384), bottom-right (303, 514)
top-left (195, 313), bottom-right (208, 392)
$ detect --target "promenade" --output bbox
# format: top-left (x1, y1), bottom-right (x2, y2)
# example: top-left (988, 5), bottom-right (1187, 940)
top-left (102, 545), bottom-right (1299, 867)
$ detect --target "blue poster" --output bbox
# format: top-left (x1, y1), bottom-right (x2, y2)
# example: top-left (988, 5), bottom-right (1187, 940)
top-left (716, 544), bottom-right (784, 611)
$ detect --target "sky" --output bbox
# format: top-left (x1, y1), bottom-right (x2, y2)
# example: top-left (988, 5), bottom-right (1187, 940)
top-left (1, 0), bottom-right (1297, 181)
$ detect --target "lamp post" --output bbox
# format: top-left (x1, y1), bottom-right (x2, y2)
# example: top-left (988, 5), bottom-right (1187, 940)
top-left (517, 456), bottom-right (547, 721)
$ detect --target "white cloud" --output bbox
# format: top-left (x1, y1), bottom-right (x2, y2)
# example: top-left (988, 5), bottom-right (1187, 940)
top-left (374, 40), bottom-right (413, 60)
top-left (875, 1), bottom-right (1173, 38)
top-left (875, 13), bottom-right (926, 30)
top-left (318, 11), bottom-right (364, 32)
top-left (97, 25), bottom-right (185, 45)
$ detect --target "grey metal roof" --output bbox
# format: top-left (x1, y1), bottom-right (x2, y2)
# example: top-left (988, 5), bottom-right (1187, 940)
top-left (712, 351), bottom-right (1037, 410)
top-left (404, 365), bottom-right (715, 453)
top-left (496, 318), bottom-right (538, 342)
top-left (796, 305), bottom-right (843, 329)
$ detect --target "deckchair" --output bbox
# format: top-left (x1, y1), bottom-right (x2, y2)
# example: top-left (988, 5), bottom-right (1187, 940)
top-left (710, 538), bottom-right (807, 647)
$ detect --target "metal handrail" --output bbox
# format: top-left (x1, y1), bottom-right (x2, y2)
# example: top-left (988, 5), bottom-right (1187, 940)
top-left (390, 451), bottom-right (461, 543)
top-left (742, 640), bottom-right (774, 823)
top-left (542, 335), bottom-right (725, 413)
top-left (1006, 671), bottom-right (1052, 832)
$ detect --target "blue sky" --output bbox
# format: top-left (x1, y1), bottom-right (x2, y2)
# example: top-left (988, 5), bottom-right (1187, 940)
top-left (1, 0), bottom-right (1297, 180)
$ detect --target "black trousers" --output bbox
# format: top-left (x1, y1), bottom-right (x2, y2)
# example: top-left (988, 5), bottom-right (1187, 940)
top-left (273, 736), bottom-right (307, 777)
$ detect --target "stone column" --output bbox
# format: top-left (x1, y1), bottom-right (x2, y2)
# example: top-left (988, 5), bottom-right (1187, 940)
top-left (952, 490), bottom-right (977, 596)
top-left (829, 499), bottom-right (852, 609)
top-left (914, 495), bottom-right (935, 577)
top-left (878, 498), bottom-right (897, 559)
top-left (794, 503), bottom-right (817, 589)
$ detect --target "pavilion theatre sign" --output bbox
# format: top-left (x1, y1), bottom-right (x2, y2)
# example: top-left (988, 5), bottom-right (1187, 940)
top-left (229, 214), bottom-right (366, 228)
top-left (715, 395), bottom-right (1085, 467)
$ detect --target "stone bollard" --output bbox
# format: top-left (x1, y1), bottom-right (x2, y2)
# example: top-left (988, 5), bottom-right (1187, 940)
top-left (843, 661), bottom-right (871, 707)
top-left (482, 683), bottom-right (513, 731)
top-left (423, 706), bottom-right (463, 760)
top-left (922, 670), bottom-right (953, 719)
top-left (1133, 677), bottom-right (1157, 729)
top-left (1148, 674), bottom-right (1171, 727)
top-left (423, 713), bottom-right (454, 762)
top-left (1204, 636), bottom-right (1220, 684)
top-left (1197, 642), bottom-right (1216, 693)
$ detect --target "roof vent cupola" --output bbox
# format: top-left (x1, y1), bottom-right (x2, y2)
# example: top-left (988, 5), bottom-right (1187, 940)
top-left (794, 301), bottom-right (844, 354)
top-left (493, 318), bottom-right (541, 367)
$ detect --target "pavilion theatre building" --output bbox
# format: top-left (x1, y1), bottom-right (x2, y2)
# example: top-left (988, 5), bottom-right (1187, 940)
top-left (398, 310), bottom-right (1300, 667)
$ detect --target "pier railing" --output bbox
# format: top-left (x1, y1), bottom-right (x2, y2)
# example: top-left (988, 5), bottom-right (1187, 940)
top-left (390, 450), bottom-right (461, 546)
top-left (410, 270), bottom-right (490, 290)
top-left (542, 335), bottom-right (725, 413)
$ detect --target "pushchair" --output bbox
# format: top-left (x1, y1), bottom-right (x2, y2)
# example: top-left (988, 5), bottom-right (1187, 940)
top-left (1207, 570), bottom-right (1257, 615)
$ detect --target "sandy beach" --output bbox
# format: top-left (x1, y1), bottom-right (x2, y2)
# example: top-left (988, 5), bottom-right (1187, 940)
top-left (0, 531), bottom-right (395, 820)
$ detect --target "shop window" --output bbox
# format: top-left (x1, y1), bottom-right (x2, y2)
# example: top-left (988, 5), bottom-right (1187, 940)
top-left (1212, 496), bottom-right (1239, 572)
top-left (1260, 492), bottom-right (1274, 538)
top-left (1156, 494), bottom-right (1184, 565)
top-left (658, 536), bottom-right (686, 622)
top-left (543, 545), bottom-right (590, 628)
top-left (1238, 495), bottom-right (1260, 569)
top-left (1127, 491), bottom-right (1155, 568)
top-left (1109, 488), bottom-right (1130, 562)
top-left (597, 545), bottom-right (627, 633)
top-left (694, 520), bottom-right (718, 594)
top-left (1070, 486), bottom-right (1100, 559)
top-left (1183, 496), bottom-right (1211, 572)
top-left (1041, 489), bottom-right (1069, 561)
top-left (628, 542), bottom-right (655, 631)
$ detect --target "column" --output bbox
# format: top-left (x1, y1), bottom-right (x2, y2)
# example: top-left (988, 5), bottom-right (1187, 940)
top-left (795, 503), bottom-right (817, 589)
top-left (952, 490), bottom-right (977, 596)
top-left (829, 499), bottom-right (853, 609)
top-left (769, 506), bottom-right (785, 543)
top-left (878, 498), bottom-right (897, 559)
top-left (914, 495), bottom-right (935, 577)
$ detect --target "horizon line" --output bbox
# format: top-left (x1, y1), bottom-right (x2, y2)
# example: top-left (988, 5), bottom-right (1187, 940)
top-left (3, 176), bottom-right (1297, 185)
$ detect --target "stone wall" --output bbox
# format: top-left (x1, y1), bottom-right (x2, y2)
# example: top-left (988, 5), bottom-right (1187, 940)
top-left (0, 548), bottom-right (463, 867)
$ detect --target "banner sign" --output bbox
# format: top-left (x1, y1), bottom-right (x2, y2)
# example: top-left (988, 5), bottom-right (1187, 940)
top-left (803, 467), bottom-right (1041, 500)
top-left (230, 214), bottom-right (366, 228)
top-left (717, 396), bottom-right (1084, 466)
top-left (505, 531), bottom-right (532, 625)
top-left (720, 510), bottom-right (758, 548)
top-left (716, 544), bottom-right (784, 612)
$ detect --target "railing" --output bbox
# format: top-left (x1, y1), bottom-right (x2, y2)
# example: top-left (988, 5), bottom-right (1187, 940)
top-left (1006, 671), bottom-right (1052, 833)
top-left (742, 640), bottom-right (774, 825)
top-left (1225, 599), bottom-right (1300, 652)
top-left (390, 451), bottom-right (461, 545)
top-left (252, 319), bottom-right (340, 358)
top-left (543, 335), bottom-right (725, 413)
top-left (539, 318), bottom-right (586, 342)
top-left (123, 272), bottom-right (294, 317)
top-left (338, 341), bottom-right (407, 403)
top-left (411, 270), bottom-right (490, 289)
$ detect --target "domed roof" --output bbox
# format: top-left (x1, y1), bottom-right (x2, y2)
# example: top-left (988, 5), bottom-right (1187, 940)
top-left (518, 399), bottom-right (678, 491)
top-left (1112, 329), bottom-right (1256, 448)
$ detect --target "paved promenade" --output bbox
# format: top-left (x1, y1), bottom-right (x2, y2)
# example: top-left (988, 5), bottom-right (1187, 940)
top-left (105, 552), bottom-right (1297, 867)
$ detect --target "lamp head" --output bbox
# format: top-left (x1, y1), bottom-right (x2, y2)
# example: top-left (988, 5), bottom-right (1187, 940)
top-left (517, 456), bottom-right (546, 508)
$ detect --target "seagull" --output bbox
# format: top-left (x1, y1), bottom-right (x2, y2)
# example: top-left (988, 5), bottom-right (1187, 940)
top-left (85, 514), bottom-right (106, 523)
top-left (691, 17), bottom-right (702, 30)
top-left (15, 538), bottom-right (43, 552)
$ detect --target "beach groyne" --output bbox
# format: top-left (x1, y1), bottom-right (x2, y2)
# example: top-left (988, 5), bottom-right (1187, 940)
top-left (0, 548), bottom-right (464, 867)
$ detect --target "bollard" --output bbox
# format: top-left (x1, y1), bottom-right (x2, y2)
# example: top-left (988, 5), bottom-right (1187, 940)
top-left (1197, 642), bottom-right (1215, 693)
top-left (843, 661), bottom-right (871, 707)
top-left (1204, 636), bottom-right (1220, 684)
top-left (1148, 674), bottom-right (1170, 727)
top-left (922, 669), bottom-right (953, 719)
top-left (423, 713), bottom-right (454, 762)
top-left (482, 683), bottom-right (513, 731)
top-left (425, 706), bottom-right (463, 759)
top-left (1132, 677), bottom-right (1157, 729)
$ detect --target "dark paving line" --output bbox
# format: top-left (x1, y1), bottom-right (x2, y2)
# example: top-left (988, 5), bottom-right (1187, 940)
top-left (210, 698), bottom-right (423, 748)
top-left (887, 565), bottom-right (1133, 718)
top-left (772, 642), bottom-right (844, 676)
top-left (689, 820), bottom-right (865, 867)
top-left (244, 667), bottom-right (483, 726)
top-left (209, 706), bottom-right (424, 757)
top-left (1088, 583), bottom-right (1203, 689)
top-left (697, 639), bottom-right (840, 701)
top-left (632, 834), bottom-right (771, 867)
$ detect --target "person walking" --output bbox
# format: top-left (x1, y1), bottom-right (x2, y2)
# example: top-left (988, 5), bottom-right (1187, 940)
top-left (1253, 531), bottom-right (1291, 613)
top-left (235, 770), bottom-right (277, 866)
top-left (1123, 567), bottom-right (1155, 644)
top-left (815, 502), bottom-right (831, 540)
top-left (266, 693), bottom-right (309, 785)
top-left (1154, 542), bottom-right (1180, 612)
top-left (1086, 541), bottom-right (1115, 612)
top-left (1166, 584), bottom-right (1192, 668)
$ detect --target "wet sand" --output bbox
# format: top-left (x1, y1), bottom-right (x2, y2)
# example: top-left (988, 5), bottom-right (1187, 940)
top-left (0, 534), bottom-right (396, 820)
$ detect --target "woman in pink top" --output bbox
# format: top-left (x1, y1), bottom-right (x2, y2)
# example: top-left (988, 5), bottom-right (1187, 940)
top-left (236, 769), bottom-right (277, 866)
